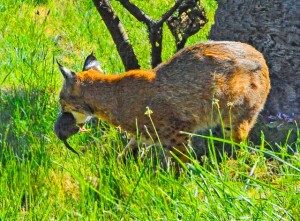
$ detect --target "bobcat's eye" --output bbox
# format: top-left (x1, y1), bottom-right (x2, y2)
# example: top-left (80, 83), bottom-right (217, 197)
top-left (59, 100), bottom-right (71, 113)
top-left (60, 99), bottom-right (68, 107)
top-left (60, 105), bottom-right (67, 112)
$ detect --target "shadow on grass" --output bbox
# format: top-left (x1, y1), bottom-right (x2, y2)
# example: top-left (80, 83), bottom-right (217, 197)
top-left (96, 113), bottom-right (299, 170)
top-left (0, 88), bottom-right (56, 163)
top-left (249, 115), bottom-right (299, 154)
top-left (191, 114), bottom-right (299, 161)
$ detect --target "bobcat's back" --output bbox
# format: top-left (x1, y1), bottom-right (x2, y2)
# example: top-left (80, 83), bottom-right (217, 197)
top-left (155, 41), bottom-right (267, 85)
top-left (150, 41), bottom-right (270, 134)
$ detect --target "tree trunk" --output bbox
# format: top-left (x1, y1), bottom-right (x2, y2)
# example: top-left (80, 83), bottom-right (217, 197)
top-left (209, 0), bottom-right (300, 123)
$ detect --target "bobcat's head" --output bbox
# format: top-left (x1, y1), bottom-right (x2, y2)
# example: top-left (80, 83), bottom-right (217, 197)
top-left (57, 53), bottom-right (103, 126)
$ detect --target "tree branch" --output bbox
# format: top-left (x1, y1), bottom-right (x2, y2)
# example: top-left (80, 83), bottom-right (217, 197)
top-left (117, 0), bottom-right (154, 27)
top-left (93, 0), bottom-right (206, 69)
top-left (92, 0), bottom-right (140, 71)
top-left (149, 25), bottom-right (163, 68)
top-left (117, 0), bottom-right (183, 68)
top-left (167, 0), bottom-right (208, 51)
top-left (157, 0), bottom-right (184, 27)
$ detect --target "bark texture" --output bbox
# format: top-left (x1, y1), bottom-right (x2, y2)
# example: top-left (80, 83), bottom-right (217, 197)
top-left (93, 0), bottom-right (140, 71)
top-left (117, 0), bottom-right (184, 68)
top-left (209, 0), bottom-right (300, 122)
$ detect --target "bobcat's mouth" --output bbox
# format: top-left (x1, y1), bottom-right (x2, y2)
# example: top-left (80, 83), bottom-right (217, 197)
top-left (70, 111), bottom-right (92, 125)
top-left (60, 101), bottom-right (94, 126)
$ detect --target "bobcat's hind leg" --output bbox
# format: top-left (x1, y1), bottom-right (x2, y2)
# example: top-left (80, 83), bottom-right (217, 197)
top-left (212, 108), bottom-right (259, 157)
top-left (231, 118), bottom-right (256, 143)
top-left (228, 109), bottom-right (259, 143)
top-left (223, 116), bottom-right (258, 157)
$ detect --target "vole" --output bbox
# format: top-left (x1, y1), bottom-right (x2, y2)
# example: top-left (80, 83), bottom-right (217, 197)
top-left (54, 112), bottom-right (80, 155)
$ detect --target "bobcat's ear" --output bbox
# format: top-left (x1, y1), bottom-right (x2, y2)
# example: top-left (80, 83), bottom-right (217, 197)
top-left (83, 52), bottom-right (103, 72)
top-left (57, 60), bottom-right (76, 83)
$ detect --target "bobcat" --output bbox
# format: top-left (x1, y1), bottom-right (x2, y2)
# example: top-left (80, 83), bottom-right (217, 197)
top-left (56, 41), bottom-right (270, 163)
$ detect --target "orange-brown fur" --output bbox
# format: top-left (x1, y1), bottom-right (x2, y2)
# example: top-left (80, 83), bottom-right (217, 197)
top-left (58, 41), bottom-right (270, 163)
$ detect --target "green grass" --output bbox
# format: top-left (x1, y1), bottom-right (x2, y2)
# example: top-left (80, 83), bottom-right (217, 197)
top-left (0, 0), bottom-right (299, 220)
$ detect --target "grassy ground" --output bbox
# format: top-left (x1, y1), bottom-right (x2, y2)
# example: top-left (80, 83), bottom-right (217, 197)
top-left (0, 0), bottom-right (299, 220)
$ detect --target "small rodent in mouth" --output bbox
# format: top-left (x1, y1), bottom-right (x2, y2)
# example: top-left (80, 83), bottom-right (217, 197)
top-left (54, 112), bottom-right (80, 155)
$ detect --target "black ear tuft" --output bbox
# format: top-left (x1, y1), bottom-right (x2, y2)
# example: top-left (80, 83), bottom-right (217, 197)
top-left (57, 59), bottom-right (76, 81)
top-left (83, 52), bottom-right (103, 72)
